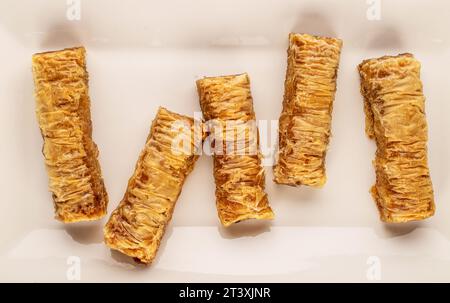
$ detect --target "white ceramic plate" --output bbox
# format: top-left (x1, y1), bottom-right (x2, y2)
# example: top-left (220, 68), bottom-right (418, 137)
top-left (1, 0), bottom-right (449, 282)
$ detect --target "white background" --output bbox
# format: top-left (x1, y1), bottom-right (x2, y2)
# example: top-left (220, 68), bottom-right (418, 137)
top-left (0, 0), bottom-right (449, 282)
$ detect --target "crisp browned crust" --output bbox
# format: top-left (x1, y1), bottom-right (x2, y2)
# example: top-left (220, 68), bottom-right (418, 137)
top-left (196, 73), bottom-right (274, 227)
top-left (32, 47), bottom-right (108, 223)
top-left (358, 53), bottom-right (435, 223)
top-left (273, 33), bottom-right (343, 187)
top-left (104, 107), bottom-right (203, 264)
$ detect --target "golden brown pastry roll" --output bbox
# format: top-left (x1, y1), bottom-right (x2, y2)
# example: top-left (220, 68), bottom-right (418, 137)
top-left (32, 47), bottom-right (108, 223)
top-left (104, 107), bottom-right (203, 264)
top-left (358, 53), bottom-right (435, 223)
top-left (274, 33), bottom-right (343, 187)
top-left (196, 73), bottom-right (274, 227)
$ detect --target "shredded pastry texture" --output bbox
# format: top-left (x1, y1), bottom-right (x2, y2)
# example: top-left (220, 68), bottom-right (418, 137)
top-left (104, 107), bottom-right (203, 264)
top-left (32, 47), bottom-right (108, 222)
top-left (358, 53), bottom-right (435, 223)
top-left (274, 33), bottom-right (342, 187)
top-left (197, 73), bottom-right (274, 227)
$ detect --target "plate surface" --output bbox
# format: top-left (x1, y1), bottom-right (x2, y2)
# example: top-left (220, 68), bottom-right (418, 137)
top-left (0, 0), bottom-right (449, 282)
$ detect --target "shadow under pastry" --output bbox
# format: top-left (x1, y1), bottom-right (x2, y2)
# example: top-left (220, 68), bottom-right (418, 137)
top-left (218, 220), bottom-right (271, 239)
top-left (291, 10), bottom-right (336, 37)
top-left (374, 221), bottom-right (422, 239)
top-left (38, 22), bottom-right (83, 50)
top-left (365, 25), bottom-right (404, 50)
top-left (64, 221), bottom-right (105, 245)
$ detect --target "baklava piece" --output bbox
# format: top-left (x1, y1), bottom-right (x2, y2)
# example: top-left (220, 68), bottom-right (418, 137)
top-left (104, 107), bottom-right (203, 264)
top-left (274, 33), bottom-right (343, 187)
top-left (358, 53), bottom-right (435, 223)
top-left (196, 73), bottom-right (274, 227)
top-left (32, 47), bottom-right (108, 222)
